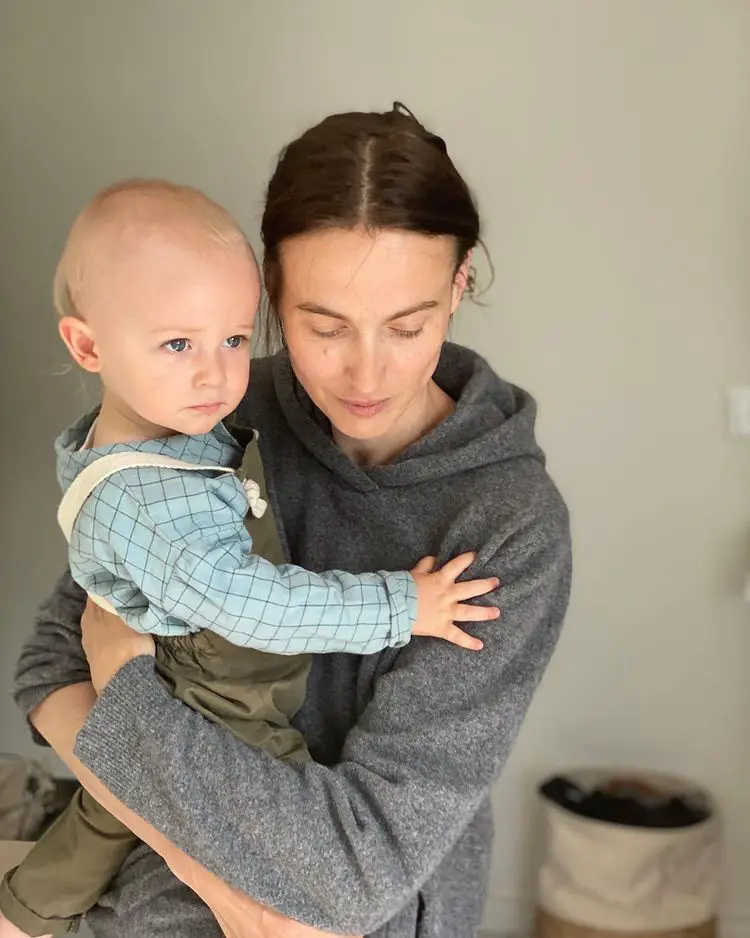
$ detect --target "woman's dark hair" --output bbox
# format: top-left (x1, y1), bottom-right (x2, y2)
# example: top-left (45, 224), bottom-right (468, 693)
top-left (260, 102), bottom-right (481, 348)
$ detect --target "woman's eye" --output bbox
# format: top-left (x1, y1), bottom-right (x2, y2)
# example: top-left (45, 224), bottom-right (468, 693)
top-left (313, 327), bottom-right (344, 338)
top-left (163, 338), bottom-right (189, 353)
top-left (224, 335), bottom-right (247, 349)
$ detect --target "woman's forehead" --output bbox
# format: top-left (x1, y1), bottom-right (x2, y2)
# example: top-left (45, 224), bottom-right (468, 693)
top-left (279, 228), bottom-right (455, 306)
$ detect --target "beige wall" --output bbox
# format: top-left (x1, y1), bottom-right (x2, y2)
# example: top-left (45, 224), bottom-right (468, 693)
top-left (1, 1), bottom-right (749, 934)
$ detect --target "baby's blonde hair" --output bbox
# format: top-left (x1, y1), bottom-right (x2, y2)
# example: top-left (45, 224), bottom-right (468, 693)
top-left (53, 178), bottom-right (251, 319)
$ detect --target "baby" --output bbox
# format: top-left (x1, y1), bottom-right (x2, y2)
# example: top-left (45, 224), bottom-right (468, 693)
top-left (0, 180), bottom-right (499, 937)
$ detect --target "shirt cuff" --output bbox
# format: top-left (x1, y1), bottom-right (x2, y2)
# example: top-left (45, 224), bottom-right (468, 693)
top-left (385, 569), bottom-right (417, 648)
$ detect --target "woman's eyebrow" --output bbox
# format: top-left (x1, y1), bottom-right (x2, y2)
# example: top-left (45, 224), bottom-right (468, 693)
top-left (296, 300), bottom-right (439, 322)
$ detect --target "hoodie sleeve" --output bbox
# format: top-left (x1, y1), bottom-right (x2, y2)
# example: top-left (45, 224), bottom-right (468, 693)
top-left (14, 570), bottom-right (89, 745)
top-left (71, 488), bottom-right (571, 936)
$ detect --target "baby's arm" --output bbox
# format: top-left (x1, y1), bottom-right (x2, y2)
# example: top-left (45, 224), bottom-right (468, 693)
top-left (73, 470), bottom-right (496, 655)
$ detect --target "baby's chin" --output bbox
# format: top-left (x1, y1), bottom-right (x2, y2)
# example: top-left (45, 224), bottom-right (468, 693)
top-left (156, 405), bottom-right (234, 437)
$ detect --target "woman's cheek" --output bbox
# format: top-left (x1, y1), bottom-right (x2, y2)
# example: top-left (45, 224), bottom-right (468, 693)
top-left (397, 332), bottom-right (442, 377)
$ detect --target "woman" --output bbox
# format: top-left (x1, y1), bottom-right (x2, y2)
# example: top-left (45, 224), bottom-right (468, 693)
top-left (14, 105), bottom-right (571, 938)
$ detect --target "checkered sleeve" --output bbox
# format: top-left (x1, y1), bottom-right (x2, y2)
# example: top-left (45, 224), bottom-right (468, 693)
top-left (70, 468), bottom-right (417, 654)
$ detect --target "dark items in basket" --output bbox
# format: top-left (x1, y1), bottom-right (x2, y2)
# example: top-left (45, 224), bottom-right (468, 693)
top-left (541, 774), bottom-right (710, 829)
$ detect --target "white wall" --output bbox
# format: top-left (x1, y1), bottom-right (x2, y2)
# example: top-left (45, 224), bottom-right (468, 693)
top-left (1, 2), bottom-right (749, 934)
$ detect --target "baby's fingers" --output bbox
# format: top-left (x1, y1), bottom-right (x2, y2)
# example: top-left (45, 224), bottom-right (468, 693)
top-left (452, 576), bottom-right (500, 601)
top-left (442, 625), bottom-right (484, 651)
top-left (453, 603), bottom-right (501, 623)
top-left (439, 551), bottom-right (477, 581)
top-left (412, 555), bottom-right (437, 575)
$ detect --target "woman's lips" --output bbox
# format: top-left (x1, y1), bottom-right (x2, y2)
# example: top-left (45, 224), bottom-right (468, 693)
top-left (339, 398), bottom-right (390, 418)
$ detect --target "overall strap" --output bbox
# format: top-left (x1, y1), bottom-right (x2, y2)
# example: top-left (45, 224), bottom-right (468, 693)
top-left (58, 453), bottom-right (233, 615)
top-left (58, 451), bottom-right (234, 541)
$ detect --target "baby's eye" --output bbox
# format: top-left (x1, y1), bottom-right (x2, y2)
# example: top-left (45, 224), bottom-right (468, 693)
top-left (224, 335), bottom-right (247, 349)
top-left (163, 338), bottom-right (189, 353)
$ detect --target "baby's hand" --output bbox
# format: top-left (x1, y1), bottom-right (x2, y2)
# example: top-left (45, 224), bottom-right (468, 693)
top-left (0, 915), bottom-right (44, 938)
top-left (410, 552), bottom-right (500, 650)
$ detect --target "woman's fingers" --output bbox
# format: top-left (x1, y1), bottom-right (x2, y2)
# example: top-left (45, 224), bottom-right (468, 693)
top-left (81, 599), bottom-right (155, 695)
top-left (0, 915), bottom-right (50, 938)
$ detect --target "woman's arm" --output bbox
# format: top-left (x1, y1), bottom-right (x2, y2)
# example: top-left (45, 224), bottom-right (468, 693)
top-left (14, 571), bottom-right (90, 740)
top-left (30, 683), bottom-right (199, 885)
top-left (17, 573), bottom-right (346, 938)
top-left (31, 674), bottom-right (350, 938)
top-left (71, 500), bottom-right (572, 937)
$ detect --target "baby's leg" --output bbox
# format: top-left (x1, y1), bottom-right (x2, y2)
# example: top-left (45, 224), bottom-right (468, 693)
top-left (0, 789), bottom-right (137, 935)
top-left (156, 632), bottom-right (312, 762)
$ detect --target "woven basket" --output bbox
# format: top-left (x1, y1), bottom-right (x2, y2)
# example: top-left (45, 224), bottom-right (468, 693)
top-left (535, 770), bottom-right (720, 936)
top-left (535, 909), bottom-right (716, 938)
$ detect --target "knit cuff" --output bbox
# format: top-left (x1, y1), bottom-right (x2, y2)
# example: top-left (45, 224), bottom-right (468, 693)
top-left (73, 656), bottom-right (172, 805)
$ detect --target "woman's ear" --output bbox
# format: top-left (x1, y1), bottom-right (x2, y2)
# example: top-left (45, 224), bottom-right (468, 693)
top-left (450, 249), bottom-right (474, 313)
top-left (58, 317), bottom-right (102, 373)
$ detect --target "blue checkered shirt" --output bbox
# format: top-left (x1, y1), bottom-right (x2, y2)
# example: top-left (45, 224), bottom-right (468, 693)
top-left (55, 411), bottom-right (416, 654)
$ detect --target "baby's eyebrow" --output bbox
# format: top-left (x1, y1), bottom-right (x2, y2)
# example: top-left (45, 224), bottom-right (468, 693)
top-left (149, 322), bottom-right (255, 335)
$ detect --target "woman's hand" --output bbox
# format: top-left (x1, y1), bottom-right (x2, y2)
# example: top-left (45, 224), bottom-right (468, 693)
top-left (169, 856), bottom-right (358, 938)
top-left (0, 913), bottom-right (45, 938)
top-left (81, 599), bottom-right (155, 695)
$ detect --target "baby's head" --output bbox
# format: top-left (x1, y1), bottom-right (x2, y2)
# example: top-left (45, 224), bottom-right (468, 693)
top-left (56, 179), bottom-right (260, 436)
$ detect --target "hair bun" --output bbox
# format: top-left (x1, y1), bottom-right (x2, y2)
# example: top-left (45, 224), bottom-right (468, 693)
top-left (390, 102), bottom-right (447, 154)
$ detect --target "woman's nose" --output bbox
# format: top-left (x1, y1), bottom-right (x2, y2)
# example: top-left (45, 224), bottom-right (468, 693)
top-left (345, 339), bottom-right (383, 393)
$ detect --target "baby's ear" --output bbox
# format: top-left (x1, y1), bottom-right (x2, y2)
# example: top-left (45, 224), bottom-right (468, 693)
top-left (58, 316), bottom-right (101, 373)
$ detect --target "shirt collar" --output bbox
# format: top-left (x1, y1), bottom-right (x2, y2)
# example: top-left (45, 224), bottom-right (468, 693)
top-left (54, 408), bottom-right (243, 492)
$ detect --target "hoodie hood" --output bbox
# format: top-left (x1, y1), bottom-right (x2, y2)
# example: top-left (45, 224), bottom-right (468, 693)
top-left (271, 342), bottom-right (544, 492)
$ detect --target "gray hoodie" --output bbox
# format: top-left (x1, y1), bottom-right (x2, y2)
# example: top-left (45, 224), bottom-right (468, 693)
top-left (14, 342), bottom-right (572, 938)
